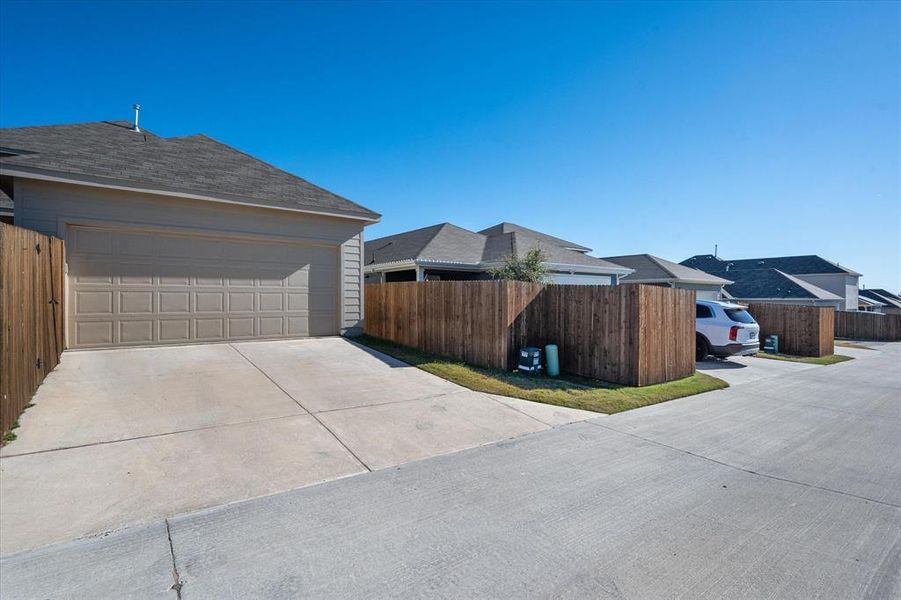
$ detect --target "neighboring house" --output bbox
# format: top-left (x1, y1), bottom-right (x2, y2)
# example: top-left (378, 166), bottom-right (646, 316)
top-left (0, 120), bottom-right (379, 348)
top-left (855, 295), bottom-right (885, 313)
top-left (682, 254), bottom-right (860, 310)
top-left (0, 186), bottom-right (12, 223)
top-left (364, 222), bottom-right (632, 285)
top-left (859, 288), bottom-right (901, 315)
top-left (602, 254), bottom-right (731, 300)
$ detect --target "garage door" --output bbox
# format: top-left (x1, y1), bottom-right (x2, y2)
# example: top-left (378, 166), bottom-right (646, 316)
top-left (67, 225), bottom-right (340, 348)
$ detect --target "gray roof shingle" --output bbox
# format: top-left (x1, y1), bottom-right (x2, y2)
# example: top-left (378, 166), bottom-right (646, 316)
top-left (860, 289), bottom-right (901, 310)
top-left (478, 222), bottom-right (591, 252)
top-left (604, 254), bottom-right (731, 285)
top-left (0, 121), bottom-right (379, 220)
top-left (365, 222), bottom-right (628, 273)
top-left (680, 254), bottom-right (854, 300)
top-left (682, 254), bottom-right (859, 276)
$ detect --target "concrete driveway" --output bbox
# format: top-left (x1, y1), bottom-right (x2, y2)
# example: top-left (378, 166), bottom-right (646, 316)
top-left (0, 338), bottom-right (596, 556)
top-left (2, 342), bottom-right (898, 599)
top-left (694, 344), bottom-right (869, 386)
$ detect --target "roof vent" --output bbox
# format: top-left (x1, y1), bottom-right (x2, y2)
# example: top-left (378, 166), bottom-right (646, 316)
top-left (132, 103), bottom-right (141, 132)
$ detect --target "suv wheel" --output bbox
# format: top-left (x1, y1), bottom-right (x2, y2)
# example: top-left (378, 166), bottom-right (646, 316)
top-left (696, 335), bottom-right (710, 362)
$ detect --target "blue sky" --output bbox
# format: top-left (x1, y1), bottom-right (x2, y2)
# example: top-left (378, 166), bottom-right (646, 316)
top-left (2, 1), bottom-right (899, 289)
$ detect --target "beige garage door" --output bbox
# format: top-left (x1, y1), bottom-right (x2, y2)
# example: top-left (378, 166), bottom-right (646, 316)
top-left (67, 225), bottom-right (340, 348)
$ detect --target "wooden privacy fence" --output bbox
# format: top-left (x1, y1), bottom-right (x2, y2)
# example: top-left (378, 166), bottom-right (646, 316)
top-left (364, 281), bottom-right (695, 386)
top-left (834, 311), bottom-right (901, 341)
top-left (0, 223), bottom-right (66, 436)
top-left (746, 302), bottom-right (834, 357)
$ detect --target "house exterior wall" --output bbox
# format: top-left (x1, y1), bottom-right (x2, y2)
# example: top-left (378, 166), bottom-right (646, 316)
top-left (366, 266), bottom-right (617, 286)
top-left (620, 280), bottom-right (723, 300)
top-left (676, 283), bottom-right (723, 300)
top-left (547, 272), bottom-right (613, 285)
top-left (14, 178), bottom-right (367, 336)
top-left (793, 273), bottom-right (859, 311)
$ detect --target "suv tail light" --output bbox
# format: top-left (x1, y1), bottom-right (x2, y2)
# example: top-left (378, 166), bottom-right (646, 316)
top-left (729, 326), bottom-right (740, 341)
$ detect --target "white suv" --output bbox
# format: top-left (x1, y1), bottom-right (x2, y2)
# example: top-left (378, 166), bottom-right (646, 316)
top-left (695, 300), bottom-right (760, 361)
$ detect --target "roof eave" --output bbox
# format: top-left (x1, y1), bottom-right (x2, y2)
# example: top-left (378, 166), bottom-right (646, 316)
top-left (623, 277), bottom-right (730, 286)
top-left (0, 164), bottom-right (381, 223)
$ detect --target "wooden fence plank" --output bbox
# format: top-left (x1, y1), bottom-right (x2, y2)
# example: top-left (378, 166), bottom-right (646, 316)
top-left (364, 280), bottom-right (695, 386)
top-left (835, 311), bottom-right (901, 341)
top-left (746, 302), bottom-right (835, 357)
top-left (0, 223), bottom-right (67, 438)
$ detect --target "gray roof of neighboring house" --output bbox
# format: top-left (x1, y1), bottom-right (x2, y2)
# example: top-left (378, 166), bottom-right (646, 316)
top-left (857, 295), bottom-right (885, 308)
top-left (682, 254), bottom-right (860, 276)
top-left (718, 269), bottom-right (842, 301)
top-left (860, 288), bottom-right (901, 310)
top-left (0, 121), bottom-right (379, 221)
top-left (365, 222), bottom-right (630, 273)
top-left (604, 254), bottom-right (732, 286)
top-left (477, 222), bottom-right (591, 252)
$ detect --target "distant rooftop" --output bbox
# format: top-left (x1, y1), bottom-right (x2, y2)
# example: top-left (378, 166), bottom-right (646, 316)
top-left (859, 288), bottom-right (901, 310)
top-left (682, 254), bottom-right (860, 276)
top-left (365, 222), bottom-right (630, 274)
top-left (603, 254), bottom-right (731, 286)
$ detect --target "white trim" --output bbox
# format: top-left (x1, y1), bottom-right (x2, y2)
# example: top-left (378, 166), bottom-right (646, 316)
top-left (365, 258), bottom-right (632, 277)
top-left (0, 166), bottom-right (381, 224)
top-left (621, 277), bottom-right (730, 286)
top-left (364, 260), bottom-right (418, 274)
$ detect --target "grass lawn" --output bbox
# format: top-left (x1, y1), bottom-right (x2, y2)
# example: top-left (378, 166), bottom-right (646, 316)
top-left (354, 335), bottom-right (728, 414)
top-left (754, 352), bottom-right (854, 366)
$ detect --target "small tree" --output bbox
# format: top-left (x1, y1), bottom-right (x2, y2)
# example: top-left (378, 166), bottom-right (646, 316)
top-left (489, 248), bottom-right (549, 283)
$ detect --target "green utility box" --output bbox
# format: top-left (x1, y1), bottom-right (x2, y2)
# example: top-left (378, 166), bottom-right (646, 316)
top-left (518, 347), bottom-right (543, 375)
top-left (544, 344), bottom-right (560, 377)
top-left (763, 334), bottom-right (779, 354)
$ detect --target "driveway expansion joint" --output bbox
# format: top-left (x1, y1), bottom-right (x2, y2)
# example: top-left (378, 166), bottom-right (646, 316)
top-left (165, 519), bottom-right (183, 600)
top-left (0, 412), bottom-right (306, 459)
top-left (228, 343), bottom-right (374, 473)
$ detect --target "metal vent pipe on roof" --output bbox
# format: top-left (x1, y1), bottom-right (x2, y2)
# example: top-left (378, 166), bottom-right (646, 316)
top-left (132, 104), bottom-right (141, 132)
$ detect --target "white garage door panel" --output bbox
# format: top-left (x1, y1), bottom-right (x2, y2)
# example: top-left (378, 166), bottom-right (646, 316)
top-left (67, 226), bottom-right (340, 348)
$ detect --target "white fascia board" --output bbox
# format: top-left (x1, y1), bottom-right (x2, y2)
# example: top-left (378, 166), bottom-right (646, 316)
top-left (365, 259), bottom-right (485, 273)
top-left (363, 260), bottom-right (418, 274)
top-left (0, 166), bottom-right (381, 224)
top-left (544, 262), bottom-right (634, 276)
top-left (624, 277), bottom-right (730, 286)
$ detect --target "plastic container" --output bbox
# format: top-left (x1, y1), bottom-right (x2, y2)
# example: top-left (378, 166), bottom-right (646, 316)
top-left (517, 347), bottom-right (542, 374)
top-left (544, 344), bottom-right (560, 377)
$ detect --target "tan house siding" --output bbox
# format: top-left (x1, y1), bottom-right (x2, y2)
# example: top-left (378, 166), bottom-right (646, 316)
top-left (14, 178), bottom-right (367, 340)
top-left (793, 273), bottom-right (860, 311)
top-left (341, 231), bottom-right (364, 334)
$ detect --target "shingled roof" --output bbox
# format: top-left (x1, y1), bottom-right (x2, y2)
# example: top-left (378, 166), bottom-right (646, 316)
top-left (682, 254), bottom-right (859, 276)
top-left (604, 254), bottom-right (731, 286)
top-left (679, 253), bottom-right (857, 301)
top-left (478, 222), bottom-right (591, 253)
top-left (720, 270), bottom-right (842, 301)
top-left (860, 288), bottom-right (901, 310)
top-left (365, 222), bottom-right (630, 274)
top-left (0, 121), bottom-right (379, 221)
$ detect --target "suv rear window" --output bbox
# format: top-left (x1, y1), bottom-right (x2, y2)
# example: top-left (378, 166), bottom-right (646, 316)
top-left (724, 308), bottom-right (756, 324)
top-left (696, 304), bottom-right (714, 318)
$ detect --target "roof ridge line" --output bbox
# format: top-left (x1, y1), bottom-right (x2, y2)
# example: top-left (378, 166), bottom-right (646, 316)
top-left (646, 254), bottom-right (678, 279)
